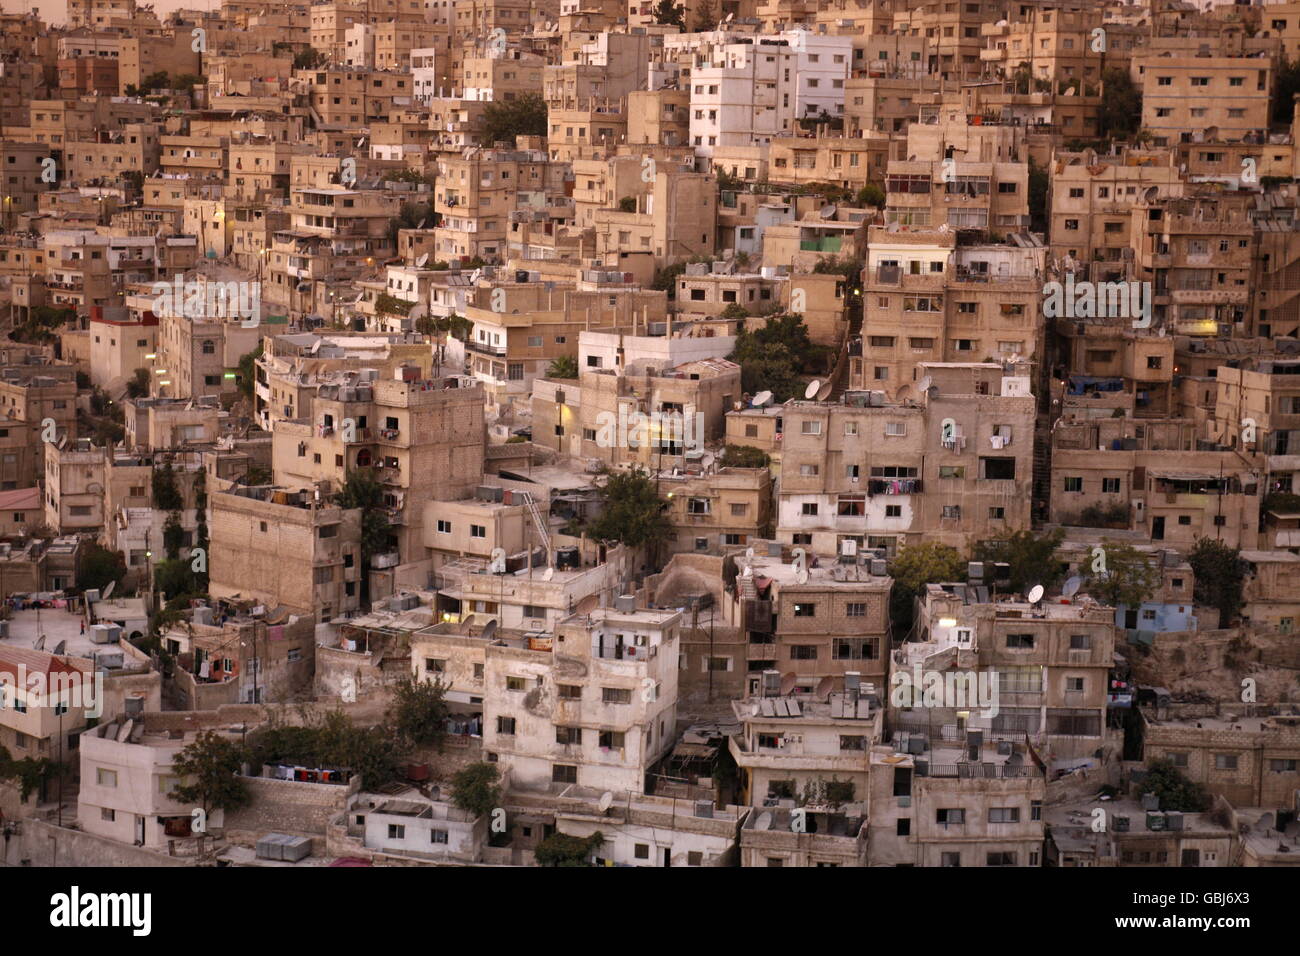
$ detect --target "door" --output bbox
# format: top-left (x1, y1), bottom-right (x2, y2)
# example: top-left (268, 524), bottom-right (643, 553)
top-left (662, 847), bottom-right (671, 868)
top-left (1152, 516), bottom-right (1165, 540)
top-left (1124, 609), bottom-right (1139, 629)
top-left (135, 815), bottom-right (146, 846)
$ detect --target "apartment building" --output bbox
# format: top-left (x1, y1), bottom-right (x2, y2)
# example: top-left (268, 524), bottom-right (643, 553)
top-left (272, 373), bottom-right (487, 568)
top-left (853, 229), bottom-right (1046, 392)
top-left (1050, 419), bottom-right (1262, 549)
top-left (0, 645), bottom-right (95, 767)
top-left (1143, 707), bottom-right (1300, 812)
top-left (1213, 362), bottom-right (1300, 499)
top-left (779, 364), bottom-right (1035, 556)
top-left (894, 583), bottom-right (1118, 760)
top-left (661, 466), bottom-right (774, 556)
top-left (209, 485), bottom-right (363, 620)
top-left (1135, 53), bottom-right (1272, 146)
top-left (0, 366), bottom-right (78, 490)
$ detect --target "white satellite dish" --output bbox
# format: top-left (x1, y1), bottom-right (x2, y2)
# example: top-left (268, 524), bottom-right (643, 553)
top-left (541, 566), bottom-right (555, 581)
top-left (918, 375), bottom-right (933, 393)
top-left (752, 390), bottom-right (772, 407)
top-left (804, 379), bottom-right (821, 400)
top-left (102, 580), bottom-right (116, 600)
top-left (756, 811), bottom-right (773, 831)
top-left (481, 619), bottom-right (498, 642)
top-left (416, 253), bottom-right (429, 267)
top-left (597, 791), bottom-right (614, 813)
top-left (1062, 575), bottom-right (1082, 598)
top-left (1027, 584), bottom-right (1045, 604)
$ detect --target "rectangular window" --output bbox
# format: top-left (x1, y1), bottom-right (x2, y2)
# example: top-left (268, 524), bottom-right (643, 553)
top-left (602, 687), bottom-right (632, 704)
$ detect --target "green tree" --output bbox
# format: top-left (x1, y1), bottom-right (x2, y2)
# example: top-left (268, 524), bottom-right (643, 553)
top-left (154, 558), bottom-right (198, 603)
top-left (387, 200), bottom-right (434, 245)
top-left (692, 0), bottom-right (717, 30)
top-left (1084, 540), bottom-right (1161, 610)
top-left (162, 513), bottom-right (185, 560)
top-left (293, 48), bottom-right (328, 70)
top-left (972, 527), bottom-right (1067, 596)
top-left (547, 355), bottom-right (579, 379)
top-left (126, 367), bottom-right (150, 399)
top-left (618, 196), bottom-right (637, 213)
top-left (450, 762), bottom-right (502, 818)
top-left (1028, 158), bottom-right (1049, 234)
top-left (237, 344), bottom-right (262, 401)
top-left (586, 468), bottom-right (671, 549)
top-left (651, 0), bottom-right (685, 28)
top-left (1098, 67), bottom-right (1141, 141)
top-left (169, 730), bottom-right (251, 852)
top-left (856, 184), bottom-right (885, 208)
top-left (888, 542), bottom-right (967, 638)
top-left (0, 747), bottom-right (63, 801)
top-left (728, 313), bottom-right (817, 401)
top-left (193, 469), bottom-right (209, 591)
top-left (1188, 537), bottom-right (1246, 628)
top-left (1142, 758), bottom-right (1211, 812)
top-left (336, 468), bottom-right (392, 607)
top-left (719, 302), bottom-right (749, 320)
top-left (719, 445), bottom-right (770, 469)
top-left (77, 543), bottom-right (126, 593)
top-left (480, 93), bottom-right (548, 147)
top-left (388, 673), bottom-right (450, 749)
top-left (152, 461), bottom-right (184, 511)
top-left (535, 831), bottom-right (605, 866)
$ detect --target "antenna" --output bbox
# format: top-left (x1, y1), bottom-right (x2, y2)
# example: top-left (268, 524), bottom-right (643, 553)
top-left (815, 675), bottom-right (833, 700)
top-left (1027, 584), bottom-right (1045, 604)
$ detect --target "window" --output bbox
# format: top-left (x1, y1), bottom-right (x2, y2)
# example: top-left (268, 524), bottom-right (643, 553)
top-left (980, 458), bottom-right (1015, 480)
top-left (1063, 477), bottom-right (1083, 492)
top-left (1168, 752), bottom-right (1189, 768)
top-left (790, 645), bottom-right (817, 660)
top-left (552, 764), bottom-right (577, 784)
top-left (558, 684), bottom-right (582, 699)
top-left (470, 524), bottom-right (486, 538)
top-left (936, 808), bottom-right (965, 825)
top-left (430, 829), bottom-right (449, 844)
top-left (598, 730), bottom-right (625, 749)
top-left (437, 520), bottom-right (451, 534)
top-left (840, 735), bottom-right (866, 751)
top-left (800, 421), bottom-right (822, 435)
top-left (792, 603), bottom-right (816, 617)
top-left (1102, 478), bottom-right (1121, 494)
top-left (1069, 634), bottom-right (1091, 651)
top-left (496, 716), bottom-right (516, 735)
top-left (602, 687), bottom-right (632, 704)
top-left (1214, 754), bottom-right (1238, 770)
top-left (846, 602), bottom-right (867, 617)
top-left (388, 824), bottom-right (406, 839)
top-left (986, 852), bottom-right (1017, 867)
top-left (1005, 633), bottom-right (1035, 650)
top-left (425, 658), bottom-right (446, 674)
top-left (97, 768), bottom-right (118, 787)
top-left (506, 676), bottom-right (526, 691)
top-left (988, 807), bottom-right (1020, 823)
top-left (555, 726), bottom-right (582, 745)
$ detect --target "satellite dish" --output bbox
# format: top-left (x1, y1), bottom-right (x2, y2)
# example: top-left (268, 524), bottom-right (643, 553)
top-left (52, 640), bottom-right (66, 655)
top-left (815, 675), bottom-right (833, 700)
top-left (918, 375), bottom-right (933, 393)
top-left (597, 791), bottom-right (613, 813)
top-left (34, 636), bottom-right (46, 650)
top-left (1063, 576), bottom-right (1082, 598)
top-left (779, 672), bottom-right (797, 695)
top-left (541, 567), bottom-right (555, 581)
top-left (804, 379), bottom-right (821, 400)
top-left (102, 580), bottom-right (116, 600)
top-left (752, 390), bottom-right (772, 407)
top-left (577, 593), bottom-right (600, 615)
top-left (756, 811), bottom-right (773, 831)
top-left (416, 253), bottom-right (429, 267)
top-left (481, 619), bottom-right (498, 642)
top-left (1027, 584), bottom-right (1045, 604)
